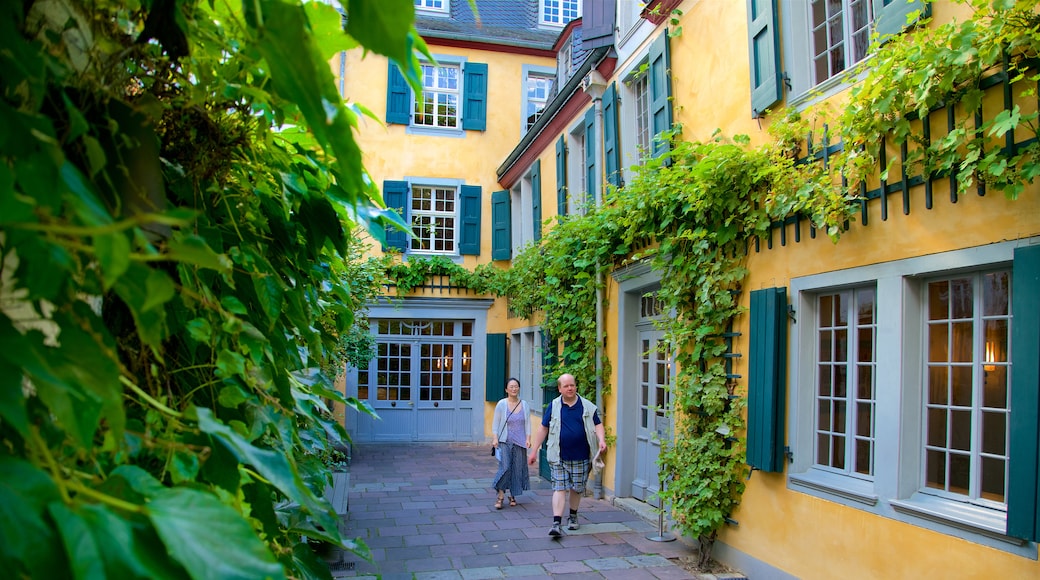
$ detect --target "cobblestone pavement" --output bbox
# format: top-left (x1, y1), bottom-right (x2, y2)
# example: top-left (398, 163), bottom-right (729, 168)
top-left (327, 442), bottom-right (701, 579)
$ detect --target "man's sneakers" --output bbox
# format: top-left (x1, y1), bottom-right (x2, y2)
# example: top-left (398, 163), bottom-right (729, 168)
top-left (567, 514), bottom-right (580, 530)
top-left (549, 522), bottom-right (563, 537)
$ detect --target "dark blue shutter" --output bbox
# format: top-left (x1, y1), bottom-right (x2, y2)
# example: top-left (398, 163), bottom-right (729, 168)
top-left (584, 107), bottom-right (597, 205)
top-left (746, 287), bottom-right (788, 472)
top-left (582, 0), bottom-right (616, 49)
top-left (486, 333), bottom-right (507, 402)
top-left (556, 135), bottom-right (568, 219)
top-left (491, 189), bottom-right (511, 260)
top-left (382, 180), bottom-right (409, 252)
top-left (873, 0), bottom-right (928, 39)
top-left (603, 82), bottom-right (621, 188)
top-left (648, 33), bottom-right (673, 158)
top-left (462, 62), bottom-right (488, 131)
top-left (459, 185), bottom-right (481, 255)
top-left (1008, 244), bottom-right (1040, 541)
top-left (746, 0), bottom-right (782, 118)
top-left (386, 61), bottom-right (411, 125)
top-left (531, 160), bottom-right (542, 242)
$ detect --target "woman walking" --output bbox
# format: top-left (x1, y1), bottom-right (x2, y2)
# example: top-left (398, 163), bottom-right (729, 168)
top-left (491, 378), bottom-right (531, 508)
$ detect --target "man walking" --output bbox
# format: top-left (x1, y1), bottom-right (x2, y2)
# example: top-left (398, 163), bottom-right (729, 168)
top-left (528, 373), bottom-right (607, 537)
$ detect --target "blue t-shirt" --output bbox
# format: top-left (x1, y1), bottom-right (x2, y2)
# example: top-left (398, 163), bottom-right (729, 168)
top-left (542, 398), bottom-right (601, 461)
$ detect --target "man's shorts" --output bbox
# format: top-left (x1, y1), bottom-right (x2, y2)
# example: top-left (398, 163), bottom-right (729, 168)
top-left (550, 459), bottom-right (590, 493)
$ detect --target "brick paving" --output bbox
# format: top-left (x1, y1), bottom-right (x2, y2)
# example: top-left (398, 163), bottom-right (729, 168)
top-left (327, 442), bottom-right (700, 579)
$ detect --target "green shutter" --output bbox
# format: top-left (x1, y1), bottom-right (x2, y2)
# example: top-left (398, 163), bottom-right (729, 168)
top-left (491, 189), bottom-right (511, 260)
top-left (873, 0), bottom-right (928, 39)
top-left (584, 107), bottom-right (597, 204)
top-left (486, 333), bottom-right (507, 402)
top-left (382, 180), bottom-right (409, 251)
top-left (541, 330), bottom-right (557, 389)
top-left (746, 0), bottom-right (782, 118)
top-left (459, 185), bottom-right (481, 255)
top-left (648, 33), bottom-right (673, 158)
top-left (531, 160), bottom-right (542, 242)
top-left (1008, 244), bottom-right (1040, 541)
top-left (462, 62), bottom-right (488, 131)
top-left (386, 61), bottom-right (411, 125)
top-left (746, 287), bottom-right (788, 472)
top-left (556, 135), bottom-right (568, 218)
top-left (603, 82), bottom-right (621, 188)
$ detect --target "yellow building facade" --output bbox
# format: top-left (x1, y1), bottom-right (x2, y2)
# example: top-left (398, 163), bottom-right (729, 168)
top-left (341, 1), bottom-right (1040, 577)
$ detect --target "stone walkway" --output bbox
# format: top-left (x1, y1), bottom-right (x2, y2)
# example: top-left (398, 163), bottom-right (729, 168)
top-left (326, 442), bottom-right (708, 579)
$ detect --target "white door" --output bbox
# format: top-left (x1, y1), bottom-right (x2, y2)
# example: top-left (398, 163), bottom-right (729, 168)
top-left (353, 320), bottom-right (475, 442)
top-left (632, 329), bottom-right (672, 506)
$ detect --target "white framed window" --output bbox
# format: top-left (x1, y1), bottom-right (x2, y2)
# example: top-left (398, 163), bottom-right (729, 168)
top-left (631, 71), bottom-right (651, 161)
top-left (414, 0), bottom-right (448, 13)
top-left (525, 74), bottom-right (552, 132)
top-left (541, 0), bottom-right (581, 27)
top-left (410, 184), bottom-right (457, 254)
top-left (923, 271), bottom-right (1010, 506)
top-left (566, 123), bottom-right (587, 215)
top-left (787, 241), bottom-right (1033, 556)
top-left (414, 63), bottom-right (460, 128)
top-left (814, 286), bottom-right (876, 478)
top-left (618, 0), bottom-right (645, 41)
top-left (557, 41), bottom-right (573, 85)
top-left (510, 327), bottom-right (544, 405)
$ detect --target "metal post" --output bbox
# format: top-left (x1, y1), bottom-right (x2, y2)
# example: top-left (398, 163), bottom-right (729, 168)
top-left (646, 468), bottom-right (675, 542)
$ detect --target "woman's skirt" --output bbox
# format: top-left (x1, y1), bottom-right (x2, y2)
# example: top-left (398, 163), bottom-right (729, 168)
top-left (493, 442), bottom-right (530, 495)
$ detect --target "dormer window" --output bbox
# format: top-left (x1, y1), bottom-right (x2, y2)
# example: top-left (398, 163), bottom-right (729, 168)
top-left (415, 0), bottom-right (448, 14)
top-left (541, 0), bottom-right (580, 27)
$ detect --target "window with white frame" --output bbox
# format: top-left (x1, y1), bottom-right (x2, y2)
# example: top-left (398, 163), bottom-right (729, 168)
top-left (809, 0), bottom-right (874, 86)
top-left (415, 64), bottom-right (460, 128)
top-left (410, 185), bottom-right (457, 254)
top-left (631, 71), bottom-right (651, 161)
top-left (541, 0), bottom-right (581, 26)
top-left (786, 242), bottom-right (1032, 555)
top-left (557, 41), bottom-right (573, 85)
top-left (510, 327), bottom-right (544, 405)
top-left (618, 0), bottom-right (645, 39)
top-left (923, 271), bottom-right (1010, 505)
top-left (414, 0), bottom-right (448, 13)
top-left (566, 126), bottom-right (587, 214)
top-left (814, 286), bottom-right (876, 477)
top-left (525, 73), bottom-right (553, 132)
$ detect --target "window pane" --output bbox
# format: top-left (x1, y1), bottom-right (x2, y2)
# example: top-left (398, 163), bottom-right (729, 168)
top-left (980, 456), bottom-right (1006, 503)
top-left (834, 329), bottom-right (848, 362)
top-left (818, 365), bottom-right (832, 397)
top-left (928, 366), bottom-right (948, 405)
top-left (950, 278), bottom-right (974, 319)
top-left (833, 400), bottom-right (846, 434)
top-left (857, 365), bottom-right (873, 399)
top-left (949, 410), bottom-right (971, 451)
top-left (925, 449), bottom-right (946, 490)
top-left (926, 407), bottom-right (947, 447)
top-left (983, 366), bottom-right (1008, 408)
top-left (819, 329), bottom-right (833, 361)
top-left (928, 280), bottom-right (949, 320)
top-left (950, 321), bottom-right (973, 362)
top-left (950, 366), bottom-right (973, 407)
top-left (817, 433), bottom-right (830, 465)
top-left (927, 323), bottom-right (949, 362)
top-left (982, 411), bottom-right (1007, 456)
top-left (855, 438), bottom-right (872, 475)
top-left (834, 364), bottom-right (847, 398)
top-left (948, 453), bottom-right (970, 495)
top-left (856, 401), bottom-right (873, 437)
top-left (832, 435), bottom-right (846, 470)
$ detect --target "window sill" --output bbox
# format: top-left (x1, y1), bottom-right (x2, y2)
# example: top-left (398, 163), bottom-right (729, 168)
top-left (789, 469), bottom-right (879, 506)
top-left (405, 126), bottom-right (465, 138)
top-left (890, 493), bottom-right (1022, 546)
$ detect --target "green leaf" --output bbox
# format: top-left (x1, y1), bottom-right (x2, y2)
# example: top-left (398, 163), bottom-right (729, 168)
top-left (147, 487), bottom-right (285, 580)
top-left (304, 1), bottom-right (359, 59)
top-left (49, 502), bottom-right (106, 580)
top-left (95, 232), bottom-right (131, 290)
top-left (346, 0), bottom-right (414, 65)
top-left (78, 503), bottom-right (186, 580)
top-left (252, 274), bottom-right (284, 327)
top-left (215, 350), bottom-right (246, 378)
top-left (60, 161), bottom-right (113, 227)
top-left (185, 317), bottom-right (213, 343)
top-left (167, 235), bottom-right (231, 274)
top-left (0, 457), bottom-right (66, 578)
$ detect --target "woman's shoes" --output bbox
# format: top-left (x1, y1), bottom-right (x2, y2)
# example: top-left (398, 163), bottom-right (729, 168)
top-left (509, 497), bottom-right (517, 507)
top-left (495, 495), bottom-right (504, 510)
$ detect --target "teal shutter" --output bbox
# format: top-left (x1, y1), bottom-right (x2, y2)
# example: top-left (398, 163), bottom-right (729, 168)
top-left (556, 135), bottom-right (568, 218)
top-left (486, 333), bottom-right (507, 402)
top-left (382, 180), bottom-right (409, 251)
top-left (541, 331), bottom-right (557, 389)
top-left (648, 33), bottom-right (673, 158)
top-left (386, 62), bottom-right (411, 125)
top-left (746, 287), bottom-right (788, 472)
top-left (584, 107), bottom-right (597, 204)
top-left (873, 0), bottom-right (928, 39)
top-left (462, 62), bottom-right (488, 131)
top-left (491, 189), bottom-right (511, 260)
top-left (459, 185), bottom-right (481, 255)
top-left (531, 160), bottom-right (542, 242)
top-left (746, 0), bottom-right (782, 118)
top-left (1008, 244), bottom-right (1040, 541)
top-left (603, 82), bottom-right (621, 188)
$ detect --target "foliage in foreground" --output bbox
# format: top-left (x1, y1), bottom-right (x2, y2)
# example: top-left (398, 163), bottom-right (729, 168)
top-left (0, 0), bottom-right (418, 578)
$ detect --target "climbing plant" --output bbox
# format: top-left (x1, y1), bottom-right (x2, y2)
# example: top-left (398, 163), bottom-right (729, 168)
top-left (0, 0), bottom-right (425, 578)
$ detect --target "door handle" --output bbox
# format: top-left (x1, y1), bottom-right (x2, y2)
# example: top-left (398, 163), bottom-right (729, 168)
top-left (391, 401), bottom-right (396, 407)
top-left (434, 401), bottom-right (439, 407)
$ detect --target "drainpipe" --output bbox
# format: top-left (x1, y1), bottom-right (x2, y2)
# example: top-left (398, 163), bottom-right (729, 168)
top-left (581, 69), bottom-right (608, 500)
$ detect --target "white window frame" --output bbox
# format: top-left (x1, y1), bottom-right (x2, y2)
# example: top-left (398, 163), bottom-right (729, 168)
top-left (780, 0), bottom-right (877, 108)
top-left (403, 177), bottom-right (463, 257)
top-left (540, 0), bottom-right (581, 27)
top-left (414, 63), bottom-right (460, 129)
top-left (566, 121), bottom-right (587, 215)
top-left (787, 239), bottom-right (1035, 556)
top-left (406, 55), bottom-right (467, 137)
top-left (510, 326), bottom-right (544, 406)
top-left (509, 174), bottom-right (535, 255)
top-left (557, 41), bottom-right (573, 86)
top-left (522, 65), bottom-right (556, 135)
top-left (414, 0), bottom-right (449, 14)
